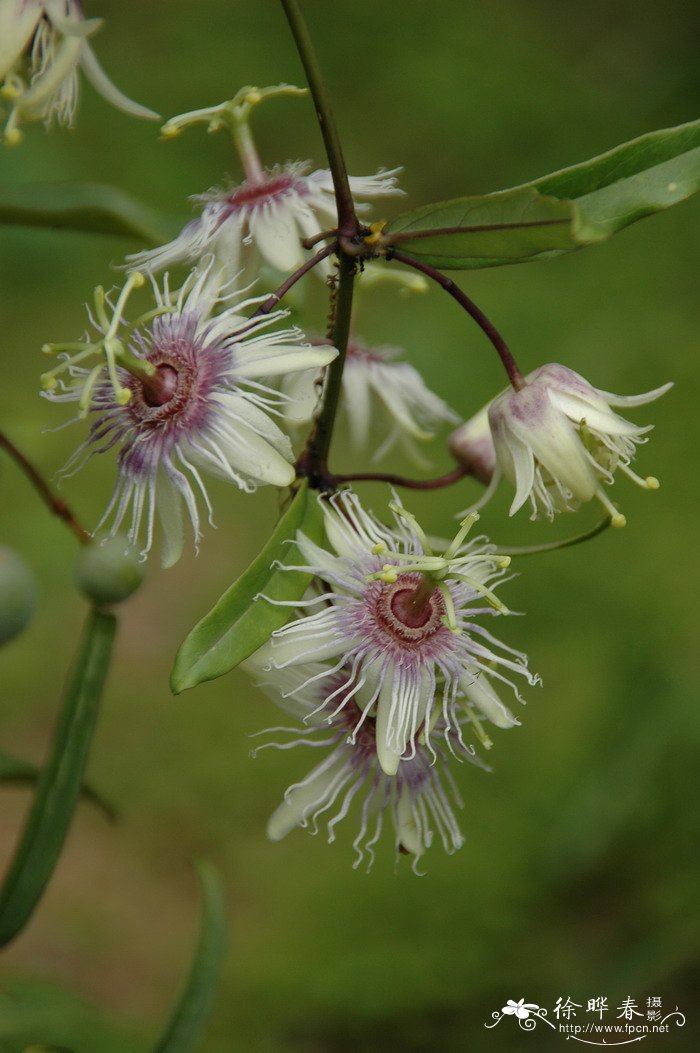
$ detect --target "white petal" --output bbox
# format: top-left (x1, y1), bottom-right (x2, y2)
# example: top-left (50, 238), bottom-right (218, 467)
top-left (282, 368), bottom-right (321, 426)
top-left (267, 753), bottom-right (348, 841)
top-left (79, 41), bottom-right (160, 119)
top-left (216, 393), bottom-right (293, 460)
top-left (257, 628), bottom-right (353, 669)
top-left (394, 785), bottom-right (423, 856)
top-left (156, 473), bottom-right (185, 569)
top-left (250, 201), bottom-right (304, 272)
top-left (234, 343), bottom-right (337, 379)
top-left (343, 361), bottom-right (373, 448)
top-left (459, 671), bottom-right (519, 728)
top-left (549, 390), bottom-right (649, 438)
top-left (295, 531), bottom-right (344, 580)
top-left (0, 0), bottom-right (41, 81)
top-left (597, 380), bottom-right (673, 408)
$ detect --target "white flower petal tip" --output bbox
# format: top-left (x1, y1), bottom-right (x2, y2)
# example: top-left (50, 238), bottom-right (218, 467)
top-left (1, 0), bottom-right (157, 141)
top-left (246, 489), bottom-right (537, 869)
top-left (42, 271), bottom-right (320, 564)
top-left (486, 362), bottom-right (671, 523)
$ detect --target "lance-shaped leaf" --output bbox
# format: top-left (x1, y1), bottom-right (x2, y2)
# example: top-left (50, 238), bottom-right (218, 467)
top-left (171, 482), bottom-right (325, 693)
top-left (0, 182), bottom-right (181, 244)
top-left (384, 116), bottom-right (700, 269)
top-left (0, 748), bottom-right (116, 822)
top-left (0, 608), bottom-right (116, 947)
top-left (151, 861), bottom-right (227, 1053)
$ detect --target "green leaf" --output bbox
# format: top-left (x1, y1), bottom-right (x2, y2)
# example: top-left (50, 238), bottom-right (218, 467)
top-left (151, 861), bottom-right (227, 1053)
top-left (0, 609), bottom-right (117, 947)
top-left (0, 182), bottom-right (181, 244)
top-left (171, 482), bottom-right (325, 693)
top-left (0, 748), bottom-right (117, 823)
top-left (385, 186), bottom-right (575, 268)
top-left (385, 116), bottom-right (700, 268)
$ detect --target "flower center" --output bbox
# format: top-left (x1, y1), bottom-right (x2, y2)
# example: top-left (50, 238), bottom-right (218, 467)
top-left (142, 363), bottom-right (179, 407)
top-left (373, 575), bottom-right (445, 644)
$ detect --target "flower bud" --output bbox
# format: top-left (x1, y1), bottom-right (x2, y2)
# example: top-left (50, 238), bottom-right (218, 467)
top-left (448, 405), bottom-right (496, 484)
top-left (0, 546), bottom-right (37, 645)
top-left (73, 536), bottom-right (144, 605)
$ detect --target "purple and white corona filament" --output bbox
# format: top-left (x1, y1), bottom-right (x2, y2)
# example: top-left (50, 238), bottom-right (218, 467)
top-left (246, 661), bottom-right (484, 870)
top-left (43, 270), bottom-right (337, 565)
top-left (254, 490), bottom-right (539, 777)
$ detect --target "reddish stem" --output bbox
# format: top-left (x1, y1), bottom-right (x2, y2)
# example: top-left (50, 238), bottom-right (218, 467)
top-left (0, 431), bottom-right (90, 545)
top-left (390, 249), bottom-right (526, 391)
top-left (318, 463), bottom-right (470, 491)
top-left (253, 243), bottom-right (335, 317)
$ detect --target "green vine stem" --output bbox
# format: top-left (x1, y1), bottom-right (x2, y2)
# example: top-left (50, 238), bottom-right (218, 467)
top-left (279, 0), bottom-right (361, 485)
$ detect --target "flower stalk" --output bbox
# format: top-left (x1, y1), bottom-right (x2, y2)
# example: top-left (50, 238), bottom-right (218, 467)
top-left (0, 431), bottom-right (90, 545)
top-left (389, 249), bottom-right (525, 390)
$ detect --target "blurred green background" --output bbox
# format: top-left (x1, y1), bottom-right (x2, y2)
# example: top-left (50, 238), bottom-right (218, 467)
top-left (1, 0), bottom-right (699, 1050)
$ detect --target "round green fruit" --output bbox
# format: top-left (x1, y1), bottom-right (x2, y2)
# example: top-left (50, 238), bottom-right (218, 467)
top-left (73, 536), bottom-right (145, 605)
top-left (0, 547), bottom-right (38, 645)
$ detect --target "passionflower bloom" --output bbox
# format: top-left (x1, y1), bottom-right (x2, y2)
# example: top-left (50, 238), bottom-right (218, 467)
top-left (253, 490), bottom-right (538, 776)
top-left (246, 660), bottom-right (485, 871)
top-left (282, 337), bottom-right (458, 464)
top-left (42, 269), bottom-right (337, 565)
top-left (126, 163), bottom-right (402, 283)
top-left (1, 0), bottom-right (157, 144)
top-left (487, 364), bottom-right (672, 525)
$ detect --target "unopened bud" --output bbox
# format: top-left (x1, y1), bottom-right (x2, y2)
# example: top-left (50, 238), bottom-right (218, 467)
top-left (448, 405), bottom-right (496, 485)
top-left (73, 535), bottom-right (144, 605)
top-left (0, 548), bottom-right (37, 645)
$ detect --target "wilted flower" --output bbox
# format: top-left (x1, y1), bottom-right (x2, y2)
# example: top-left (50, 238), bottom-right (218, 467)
top-left (254, 490), bottom-right (538, 776)
top-left (487, 364), bottom-right (672, 525)
top-left (246, 660), bottom-right (486, 871)
top-left (42, 269), bottom-right (337, 565)
top-left (127, 163), bottom-right (401, 285)
top-left (282, 337), bottom-right (458, 464)
top-left (1, 0), bottom-right (157, 144)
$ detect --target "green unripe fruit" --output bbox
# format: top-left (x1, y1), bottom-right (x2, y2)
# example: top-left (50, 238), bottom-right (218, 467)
top-left (0, 547), bottom-right (38, 645)
top-left (73, 535), bottom-right (145, 605)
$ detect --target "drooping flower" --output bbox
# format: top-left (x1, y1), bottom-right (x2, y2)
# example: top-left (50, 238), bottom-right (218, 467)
top-left (487, 364), bottom-right (672, 525)
top-left (245, 659), bottom-right (486, 871)
top-left (126, 163), bottom-right (402, 285)
top-left (42, 269), bottom-right (337, 565)
top-left (1, 0), bottom-right (158, 145)
top-left (282, 337), bottom-right (458, 464)
top-left (253, 490), bottom-right (538, 776)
